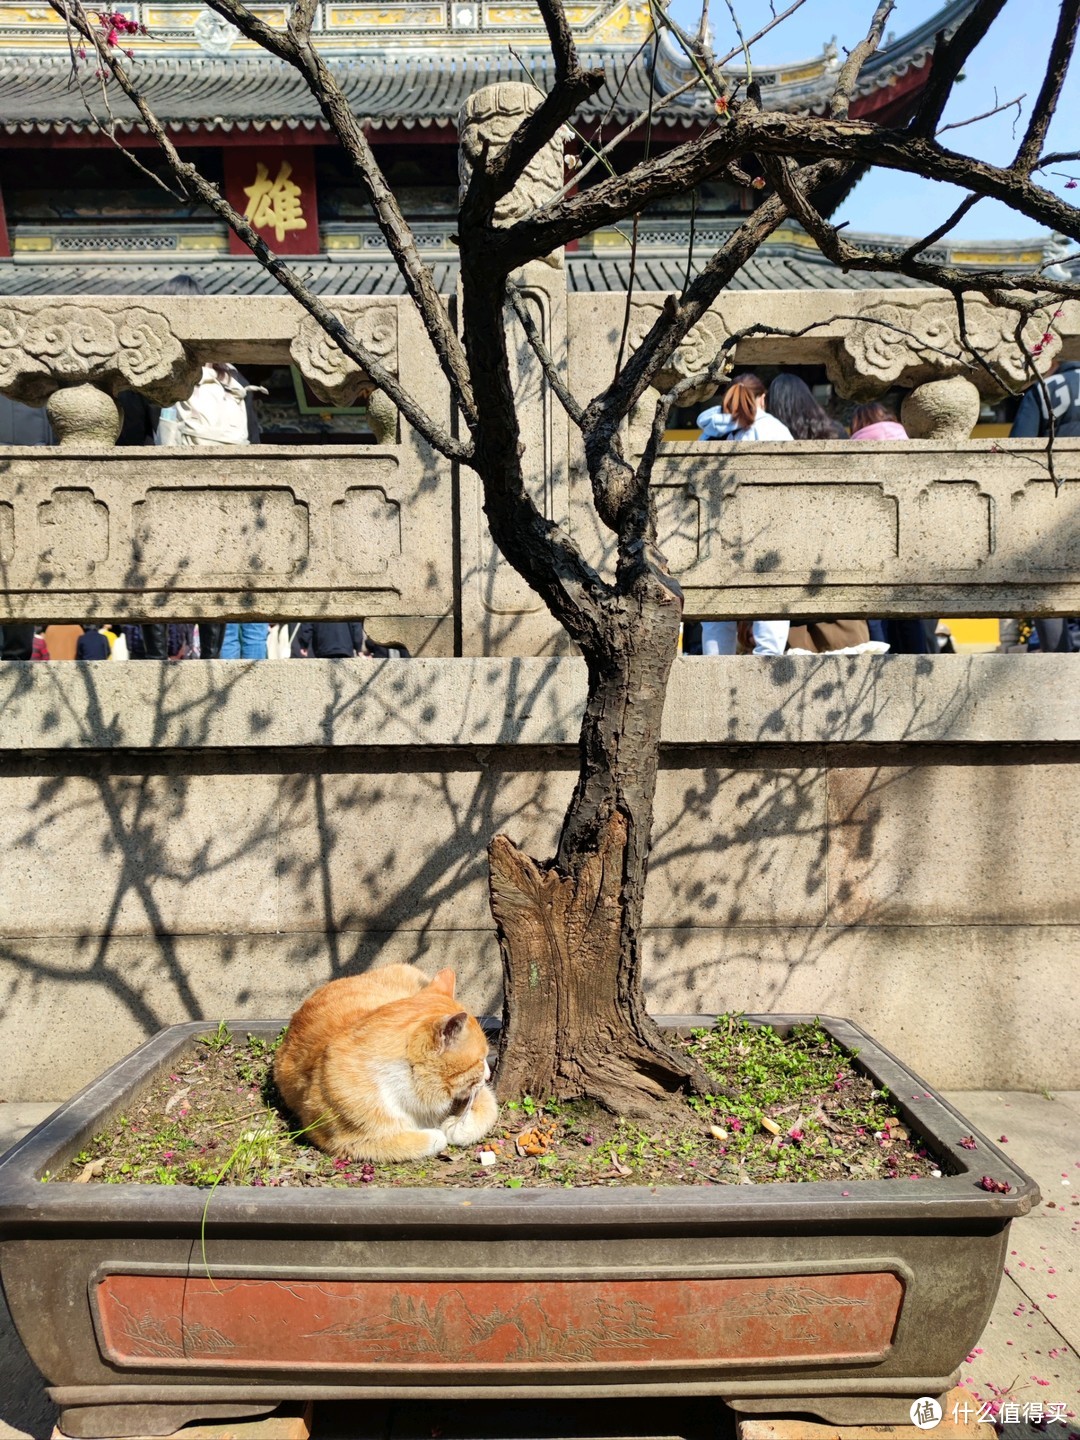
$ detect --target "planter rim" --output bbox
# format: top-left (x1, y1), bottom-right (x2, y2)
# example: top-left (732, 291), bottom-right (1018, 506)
top-left (0, 1014), bottom-right (1039, 1232)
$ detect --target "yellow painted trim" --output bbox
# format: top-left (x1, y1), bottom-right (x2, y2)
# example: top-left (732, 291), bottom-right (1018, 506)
top-left (324, 234), bottom-right (363, 250)
top-left (177, 234), bottom-right (228, 251)
top-left (951, 250), bottom-right (1044, 265)
top-left (13, 236), bottom-right (53, 251)
top-left (779, 60), bottom-right (825, 83)
top-left (770, 227), bottom-right (819, 249)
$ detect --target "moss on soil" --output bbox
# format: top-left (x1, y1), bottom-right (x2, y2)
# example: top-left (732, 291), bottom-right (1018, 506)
top-left (53, 1018), bottom-right (948, 1189)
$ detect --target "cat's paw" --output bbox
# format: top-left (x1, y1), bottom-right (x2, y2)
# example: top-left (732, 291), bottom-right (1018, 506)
top-left (444, 1085), bottom-right (498, 1146)
top-left (420, 1128), bottom-right (449, 1156)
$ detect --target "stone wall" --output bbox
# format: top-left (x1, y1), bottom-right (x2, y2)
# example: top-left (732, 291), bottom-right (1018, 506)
top-left (1, 657), bottom-right (1077, 1099)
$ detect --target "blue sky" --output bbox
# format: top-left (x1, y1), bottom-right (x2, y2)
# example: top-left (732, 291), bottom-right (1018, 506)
top-left (667, 0), bottom-right (1077, 242)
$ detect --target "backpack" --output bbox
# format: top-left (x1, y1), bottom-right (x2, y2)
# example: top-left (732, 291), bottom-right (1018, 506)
top-left (156, 365), bottom-right (253, 447)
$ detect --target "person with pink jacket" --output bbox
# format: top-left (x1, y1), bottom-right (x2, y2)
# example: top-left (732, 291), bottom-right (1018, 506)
top-left (850, 404), bottom-right (937, 652)
top-left (849, 402), bottom-right (908, 442)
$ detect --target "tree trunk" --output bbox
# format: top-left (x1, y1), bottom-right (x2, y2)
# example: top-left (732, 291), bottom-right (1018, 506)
top-left (489, 573), bottom-right (710, 1114)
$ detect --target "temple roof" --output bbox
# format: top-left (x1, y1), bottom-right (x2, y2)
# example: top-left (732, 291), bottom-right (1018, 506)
top-left (0, 0), bottom-right (980, 135)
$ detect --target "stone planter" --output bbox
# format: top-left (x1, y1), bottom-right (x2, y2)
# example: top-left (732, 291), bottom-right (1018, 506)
top-left (0, 1016), bottom-right (1037, 1440)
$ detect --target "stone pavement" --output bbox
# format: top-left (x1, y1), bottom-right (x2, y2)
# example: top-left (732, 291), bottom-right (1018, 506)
top-left (1, 1094), bottom-right (1077, 1440)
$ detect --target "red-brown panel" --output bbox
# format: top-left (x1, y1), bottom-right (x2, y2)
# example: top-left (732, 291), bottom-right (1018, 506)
top-left (223, 146), bottom-right (319, 256)
top-left (95, 1271), bottom-right (903, 1373)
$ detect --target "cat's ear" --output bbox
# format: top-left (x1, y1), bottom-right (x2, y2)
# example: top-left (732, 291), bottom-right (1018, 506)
top-left (434, 1011), bottom-right (469, 1051)
top-left (428, 968), bottom-right (457, 997)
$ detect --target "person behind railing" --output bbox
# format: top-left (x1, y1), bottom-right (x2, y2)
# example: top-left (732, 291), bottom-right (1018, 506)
top-left (296, 621), bottom-right (366, 659)
top-left (766, 376), bottom-right (873, 655)
top-left (767, 374), bottom-right (847, 440)
top-left (117, 274), bottom-right (265, 662)
top-left (696, 374), bottom-right (793, 657)
top-left (849, 403), bottom-right (937, 655)
top-left (75, 625), bottom-right (111, 661)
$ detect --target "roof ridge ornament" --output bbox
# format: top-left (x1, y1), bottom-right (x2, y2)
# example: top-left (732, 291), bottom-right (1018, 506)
top-left (193, 7), bottom-right (240, 56)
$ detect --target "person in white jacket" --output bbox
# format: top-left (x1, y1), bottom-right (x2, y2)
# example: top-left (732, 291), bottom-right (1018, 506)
top-left (696, 374), bottom-right (793, 656)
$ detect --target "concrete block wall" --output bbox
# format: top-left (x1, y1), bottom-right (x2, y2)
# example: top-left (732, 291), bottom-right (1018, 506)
top-left (1, 656), bottom-right (1076, 1099)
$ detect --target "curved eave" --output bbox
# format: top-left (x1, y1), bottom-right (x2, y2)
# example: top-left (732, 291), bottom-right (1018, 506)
top-left (0, 0), bottom-right (980, 138)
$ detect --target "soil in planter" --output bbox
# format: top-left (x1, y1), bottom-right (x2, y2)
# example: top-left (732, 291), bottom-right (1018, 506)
top-left (52, 1018), bottom-right (950, 1190)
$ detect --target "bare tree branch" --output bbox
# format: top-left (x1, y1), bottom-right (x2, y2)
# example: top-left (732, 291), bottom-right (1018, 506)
top-left (910, 0), bottom-right (1009, 138)
top-left (461, 0), bottom-right (604, 226)
top-left (828, 0), bottom-right (894, 120)
top-left (557, 0), bottom-right (809, 206)
top-left (505, 110), bottom-right (1080, 264)
top-left (507, 285), bottom-right (584, 425)
top-left (900, 192), bottom-right (981, 261)
top-left (199, 0), bottom-right (478, 428)
top-left (287, 0), bottom-right (319, 42)
top-left (938, 92), bottom-right (1024, 136)
top-left (1014, 0), bottom-right (1080, 174)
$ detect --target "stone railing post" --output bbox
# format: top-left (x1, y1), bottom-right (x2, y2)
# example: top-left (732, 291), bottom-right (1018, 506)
top-left (456, 83), bottom-right (572, 657)
top-left (0, 303), bottom-right (201, 444)
top-left (46, 384), bottom-right (124, 447)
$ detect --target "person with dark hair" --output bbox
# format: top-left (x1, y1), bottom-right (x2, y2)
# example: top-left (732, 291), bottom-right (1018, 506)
top-left (297, 621), bottom-right (365, 658)
top-left (697, 374), bottom-right (793, 657)
top-left (697, 373), bottom-right (794, 443)
top-left (850, 402), bottom-right (907, 440)
top-left (75, 625), bottom-right (111, 661)
top-left (767, 374), bottom-right (846, 440)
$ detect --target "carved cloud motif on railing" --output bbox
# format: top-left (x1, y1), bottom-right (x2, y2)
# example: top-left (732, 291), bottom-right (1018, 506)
top-left (828, 296), bottom-right (1063, 399)
top-left (627, 301), bottom-right (731, 401)
top-left (289, 304), bottom-right (399, 407)
top-left (0, 304), bottom-right (200, 406)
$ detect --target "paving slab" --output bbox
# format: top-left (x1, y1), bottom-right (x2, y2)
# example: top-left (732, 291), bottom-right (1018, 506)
top-left (0, 1104), bottom-right (57, 1158)
top-left (738, 1387), bottom-right (991, 1440)
top-left (944, 1092), bottom-right (1080, 1431)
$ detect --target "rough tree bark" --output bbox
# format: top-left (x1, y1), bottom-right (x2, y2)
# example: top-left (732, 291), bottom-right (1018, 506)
top-left (490, 565), bottom-right (710, 1111)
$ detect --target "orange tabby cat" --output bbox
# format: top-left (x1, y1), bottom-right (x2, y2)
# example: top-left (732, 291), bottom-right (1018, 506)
top-left (273, 963), bottom-right (498, 1161)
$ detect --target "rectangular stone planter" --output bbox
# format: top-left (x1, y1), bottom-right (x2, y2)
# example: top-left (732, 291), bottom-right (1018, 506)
top-left (0, 1016), bottom-right (1038, 1440)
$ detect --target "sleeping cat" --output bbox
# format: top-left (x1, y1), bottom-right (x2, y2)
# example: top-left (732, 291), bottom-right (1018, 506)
top-left (273, 963), bottom-right (498, 1162)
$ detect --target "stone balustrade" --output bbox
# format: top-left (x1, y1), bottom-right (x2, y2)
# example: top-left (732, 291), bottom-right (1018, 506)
top-left (1, 286), bottom-right (1078, 653)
